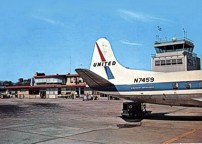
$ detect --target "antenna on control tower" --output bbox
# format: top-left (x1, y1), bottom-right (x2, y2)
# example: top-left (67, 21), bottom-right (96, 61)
top-left (183, 28), bottom-right (187, 39)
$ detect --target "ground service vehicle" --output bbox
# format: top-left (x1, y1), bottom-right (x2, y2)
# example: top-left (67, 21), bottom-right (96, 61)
top-left (122, 102), bottom-right (146, 118)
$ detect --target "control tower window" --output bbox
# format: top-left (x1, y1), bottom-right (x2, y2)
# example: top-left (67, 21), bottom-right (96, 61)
top-left (155, 48), bottom-right (163, 53)
top-left (184, 47), bottom-right (193, 52)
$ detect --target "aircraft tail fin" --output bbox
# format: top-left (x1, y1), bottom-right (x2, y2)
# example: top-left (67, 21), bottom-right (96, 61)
top-left (90, 38), bottom-right (124, 80)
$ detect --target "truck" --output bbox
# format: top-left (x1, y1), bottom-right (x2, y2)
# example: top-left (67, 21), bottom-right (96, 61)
top-left (0, 92), bottom-right (11, 99)
top-left (121, 101), bottom-right (146, 118)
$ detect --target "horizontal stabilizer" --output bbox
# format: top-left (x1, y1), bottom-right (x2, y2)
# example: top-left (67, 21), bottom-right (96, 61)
top-left (75, 68), bottom-right (114, 88)
top-left (192, 98), bottom-right (202, 102)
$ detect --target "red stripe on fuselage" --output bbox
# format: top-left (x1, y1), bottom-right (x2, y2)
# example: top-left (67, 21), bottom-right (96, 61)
top-left (96, 42), bottom-right (106, 62)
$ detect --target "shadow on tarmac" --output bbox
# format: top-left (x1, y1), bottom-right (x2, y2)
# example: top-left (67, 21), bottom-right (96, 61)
top-left (29, 102), bottom-right (60, 109)
top-left (117, 123), bottom-right (141, 128)
top-left (0, 105), bottom-right (23, 114)
top-left (117, 116), bottom-right (142, 128)
top-left (144, 112), bottom-right (202, 121)
top-left (0, 102), bottom-right (61, 117)
top-left (119, 110), bottom-right (202, 124)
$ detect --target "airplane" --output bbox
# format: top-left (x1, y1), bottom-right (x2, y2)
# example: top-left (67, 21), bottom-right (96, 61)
top-left (76, 38), bottom-right (202, 112)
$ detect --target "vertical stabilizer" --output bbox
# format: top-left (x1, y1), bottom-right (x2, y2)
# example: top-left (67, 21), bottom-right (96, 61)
top-left (90, 38), bottom-right (123, 80)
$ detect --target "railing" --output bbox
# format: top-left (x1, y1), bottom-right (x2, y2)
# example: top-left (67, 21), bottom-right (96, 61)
top-left (155, 37), bottom-right (193, 45)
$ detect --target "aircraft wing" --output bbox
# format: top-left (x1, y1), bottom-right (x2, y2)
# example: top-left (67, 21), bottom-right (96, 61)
top-left (75, 68), bottom-right (114, 88)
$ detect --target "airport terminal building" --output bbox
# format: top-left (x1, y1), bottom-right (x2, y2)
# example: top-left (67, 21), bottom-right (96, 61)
top-left (6, 73), bottom-right (94, 99)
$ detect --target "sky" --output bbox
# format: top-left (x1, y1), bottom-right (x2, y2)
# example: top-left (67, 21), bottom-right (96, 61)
top-left (0, 0), bottom-right (202, 82)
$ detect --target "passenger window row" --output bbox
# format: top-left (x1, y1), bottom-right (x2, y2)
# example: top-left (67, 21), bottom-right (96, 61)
top-left (172, 82), bottom-right (202, 89)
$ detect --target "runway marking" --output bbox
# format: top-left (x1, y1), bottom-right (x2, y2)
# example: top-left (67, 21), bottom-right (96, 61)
top-left (162, 124), bottom-right (202, 144)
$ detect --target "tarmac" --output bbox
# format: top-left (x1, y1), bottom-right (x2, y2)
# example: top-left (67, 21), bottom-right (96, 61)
top-left (0, 98), bottom-right (202, 144)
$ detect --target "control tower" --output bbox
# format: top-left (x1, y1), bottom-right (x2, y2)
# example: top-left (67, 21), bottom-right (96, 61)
top-left (152, 37), bottom-right (201, 72)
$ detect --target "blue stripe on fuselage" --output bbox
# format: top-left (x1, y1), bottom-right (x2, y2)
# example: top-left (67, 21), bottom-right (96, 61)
top-left (93, 81), bottom-right (202, 92)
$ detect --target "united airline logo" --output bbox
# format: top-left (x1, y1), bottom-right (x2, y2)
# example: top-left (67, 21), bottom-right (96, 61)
top-left (93, 61), bottom-right (116, 67)
top-left (96, 42), bottom-right (115, 79)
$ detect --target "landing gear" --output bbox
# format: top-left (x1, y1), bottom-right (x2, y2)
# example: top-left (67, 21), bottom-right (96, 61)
top-left (121, 101), bottom-right (146, 119)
